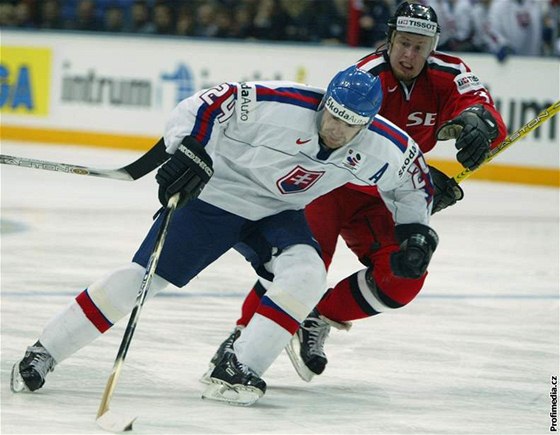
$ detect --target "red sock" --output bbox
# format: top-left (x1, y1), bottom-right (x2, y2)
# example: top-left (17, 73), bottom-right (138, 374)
top-left (316, 273), bottom-right (374, 323)
top-left (236, 280), bottom-right (267, 327)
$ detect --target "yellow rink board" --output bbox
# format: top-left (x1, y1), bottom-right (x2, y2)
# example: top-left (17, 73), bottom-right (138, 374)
top-left (1, 125), bottom-right (558, 187)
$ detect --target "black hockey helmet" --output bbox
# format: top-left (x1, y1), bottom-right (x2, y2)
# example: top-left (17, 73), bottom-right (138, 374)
top-left (387, 2), bottom-right (441, 52)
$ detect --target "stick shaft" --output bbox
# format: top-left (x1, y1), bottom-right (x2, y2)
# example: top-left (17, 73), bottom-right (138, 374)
top-left (96, 193), bottom-right (180, 419)
top-left (1, 138), bottom-right (168, 181)
top-left (453, 100), bottom-right (560, 184)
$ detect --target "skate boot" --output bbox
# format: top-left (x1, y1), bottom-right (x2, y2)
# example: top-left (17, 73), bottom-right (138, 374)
top-left (11, 341), bottom-right (56, 393)
top-left (201, 351), bottom-right (266, 406)
top-left (286, 309), bottom-right (351, 382)
top-left (200, 326), bottom-right (243, 384)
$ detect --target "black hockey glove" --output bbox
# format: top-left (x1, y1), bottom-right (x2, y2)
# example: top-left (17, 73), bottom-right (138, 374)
top-left (391, 224), bottom-right (439, 279)
top-left (156, 136), bottom-right (214, 208)
top-left (429, 165), bottom-right (464, 214)
top-left (437, 105), bottom-right (498, 170)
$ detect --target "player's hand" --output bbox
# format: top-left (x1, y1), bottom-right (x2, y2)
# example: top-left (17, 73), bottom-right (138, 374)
top-left (156, 137), bottom-right (214, 208)
top-left (429, 165), bottom-right (464, 214)
top-left (391, 224), bottom-right (439, 279)
top-left (496, 45), bottom-right (515, 63)
top-left (437, 105), bottom-right (498, 170)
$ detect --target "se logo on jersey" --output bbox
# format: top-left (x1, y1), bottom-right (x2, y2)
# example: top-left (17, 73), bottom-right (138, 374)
top-left (276, 166), bottom-right (324, 194)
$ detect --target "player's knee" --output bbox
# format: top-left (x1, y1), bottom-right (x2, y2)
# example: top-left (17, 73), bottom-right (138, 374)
top-left (360, 267), bottom-right (425, 313)
top-left (277, 244), bottom-right (326, 289)
top-left (87, 263), bottom-right (170, 322)
top-left (268, 244), bottom-right (327, 312)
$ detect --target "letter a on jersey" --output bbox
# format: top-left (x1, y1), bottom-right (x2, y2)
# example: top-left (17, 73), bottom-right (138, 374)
top-left (276, 166), bottom-right (324, 194)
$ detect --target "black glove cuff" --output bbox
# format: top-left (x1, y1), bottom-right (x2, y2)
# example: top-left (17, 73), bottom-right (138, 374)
top-left (395, 224), bottom-right (439, 251)
top-left (175, 137), bottom-right (214, 181)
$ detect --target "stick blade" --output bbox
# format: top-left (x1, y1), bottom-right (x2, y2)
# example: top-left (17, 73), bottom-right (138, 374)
top-left (96, 410), bottom-right (137, 433)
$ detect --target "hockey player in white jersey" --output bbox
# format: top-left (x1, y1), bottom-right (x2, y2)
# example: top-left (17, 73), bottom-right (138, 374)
top-left (11, 66), bottom-right (438, 406)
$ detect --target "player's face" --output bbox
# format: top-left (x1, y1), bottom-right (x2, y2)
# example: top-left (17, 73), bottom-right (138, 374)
top-left (319, 110), bottom-right (365, 149)
top-left (389, 32), bottom-right (432, 83)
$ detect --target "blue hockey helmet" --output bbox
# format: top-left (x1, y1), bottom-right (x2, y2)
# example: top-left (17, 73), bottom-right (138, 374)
top-left (323, 66), bottom-right (382, 125)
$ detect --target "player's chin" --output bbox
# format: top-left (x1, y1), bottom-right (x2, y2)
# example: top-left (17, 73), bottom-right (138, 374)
top-left (321, 134), bottom-right (345, 149)
top-left (395, 64), bottom-right (419, 81)
top-left (324, 139), bottom-right (345, 150)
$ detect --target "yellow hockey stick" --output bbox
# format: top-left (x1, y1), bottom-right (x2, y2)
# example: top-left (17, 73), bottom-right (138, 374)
top-left (453, 100), bottom-right (560, 184)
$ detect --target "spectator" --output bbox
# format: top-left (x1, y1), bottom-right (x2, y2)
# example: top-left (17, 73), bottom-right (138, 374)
top-left (455, 0), bottom-right (515, 62)
top-left (213, 5), bottom-right (234, 38)
top-left (66, 0), bottom-right (99, 31)
top-left (175, 4), bottom-right (195, 36)
top-left (488, 0), bottom-right (543, 56)
top-left (128, 0), bottom-right (155, 34)
top-left (358, 0), bottom-right (392, 48)
top-left (449, 0), bottom-right (476, 51)
top-left (252, 0), bottom-right (286, 40)
top-left (229, 4), bottom-right (255, 39)
top-left (103, 5), bottom-right (125, 32)
top-left (313, 0), bottom-right (347, 44)
top-left (542, 0), bottom-right (559, 56)
top-left (13, 0), bottom-right (35, 28)
top-left (0, 1), bottom-right (15, 27)
top-left (280, 0), bottom-right (313, 41)
top-left (152, 2), bottom-right (174, 35)
top-left (425, 0), bottom-right (460, 51)
top-left (193, 3), bottom-right (219, 38)
top-left (39, 0), bottom-right (64, 30)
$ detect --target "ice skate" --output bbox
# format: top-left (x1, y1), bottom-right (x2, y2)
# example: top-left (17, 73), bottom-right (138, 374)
top-left (11, 341), bottom-right (56, 393)
top-left (201, 351), bottom-right (266, 406)
top-left (286, 309), bottom-right (351, 382)
top-left (200, 326), bottom-right (243, 384)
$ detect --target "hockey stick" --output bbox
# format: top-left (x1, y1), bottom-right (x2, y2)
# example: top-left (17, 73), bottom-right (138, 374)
top-left (0, 138), bottom-right (169, 181)
top-left (96, 193), bottom-right (180, 433)
top-left (453, 100), bottom-right (560, 184)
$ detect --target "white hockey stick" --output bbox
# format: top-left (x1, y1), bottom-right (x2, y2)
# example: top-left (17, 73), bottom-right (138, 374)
top-left (96, 193), bottom-right (180, 433)
top-left (0, 138), bottom-right (168, 181)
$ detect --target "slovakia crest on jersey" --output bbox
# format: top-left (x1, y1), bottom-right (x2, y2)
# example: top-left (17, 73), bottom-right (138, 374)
top-left (276, 166), bottom-right (324, 194)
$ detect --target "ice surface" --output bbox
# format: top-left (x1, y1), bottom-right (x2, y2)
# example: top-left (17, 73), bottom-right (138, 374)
top-left (1, 142), bottom-right (558, 434)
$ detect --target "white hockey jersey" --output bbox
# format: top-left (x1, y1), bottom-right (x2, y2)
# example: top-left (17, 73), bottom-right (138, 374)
top-left (163, 81), bottom-right (433, 225)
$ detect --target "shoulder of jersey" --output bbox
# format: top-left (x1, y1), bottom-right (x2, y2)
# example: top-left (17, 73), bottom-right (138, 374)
top-left (365, 114), bottom-right (413, 156)
top-left (427, 51), bottom-right (471, 77)
top-left (355, 52), bottom-right (391, 76)
top-left (236, 81), bottom-right (324, 109)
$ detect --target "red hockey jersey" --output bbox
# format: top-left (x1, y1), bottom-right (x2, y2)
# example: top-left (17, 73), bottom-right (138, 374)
top-left (356, 50), bottom-right (506, 152)
top-left (347, 49), bottom-right (507, 195)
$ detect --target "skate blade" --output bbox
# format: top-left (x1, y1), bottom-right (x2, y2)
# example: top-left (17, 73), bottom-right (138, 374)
top-left (198, 364), bottom-right (215, 385)
top-left (285, 336), bottom-right (314, 383)
top-left (96, 410), bottom-right (137, 433)
top-left (10, 361), bottom-right (30, 393)
top-left (201, 380), bottom-right (263, 406)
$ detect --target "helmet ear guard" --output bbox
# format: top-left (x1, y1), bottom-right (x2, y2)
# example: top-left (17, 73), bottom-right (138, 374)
top-left (387, 1), bottom-right (441, 52)
top-left (322, 66), bottom-right (382, 126)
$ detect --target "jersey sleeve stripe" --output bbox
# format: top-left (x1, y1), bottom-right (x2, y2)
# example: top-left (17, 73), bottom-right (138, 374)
top-left (370, 118), bottom-right (409, 152)
top-left (191, 84), bottom-right (236, 145)
top-left (255, 85), bottom-right (323, 110)
top-left (356, 54), bottom-right (386, 73)
top-left (427, 55), bottom-right (468, 76)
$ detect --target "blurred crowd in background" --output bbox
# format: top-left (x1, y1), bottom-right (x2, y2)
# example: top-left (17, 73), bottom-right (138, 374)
top-left (1, 0), bottom-right (558, 60)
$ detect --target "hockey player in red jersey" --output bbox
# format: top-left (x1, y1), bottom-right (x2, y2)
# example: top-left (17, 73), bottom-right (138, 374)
top-left (203, 1), bottom-right (507, 383)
